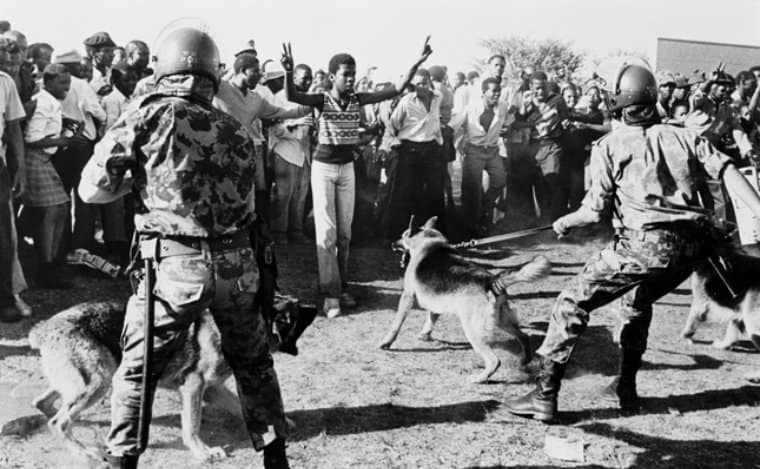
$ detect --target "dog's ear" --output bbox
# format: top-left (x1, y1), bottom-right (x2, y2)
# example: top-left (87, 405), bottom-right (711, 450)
top-left (423, 216), bottom-right (438, 230)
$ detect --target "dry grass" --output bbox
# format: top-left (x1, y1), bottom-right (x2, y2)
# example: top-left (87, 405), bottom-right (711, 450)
top-left (1, 232), bottom-right (759, 469)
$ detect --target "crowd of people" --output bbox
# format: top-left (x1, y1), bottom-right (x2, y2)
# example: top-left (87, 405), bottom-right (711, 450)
top-left (2, 21), bottom-right (760, 325)
top-left (2, 16), bottom-right (760, 469)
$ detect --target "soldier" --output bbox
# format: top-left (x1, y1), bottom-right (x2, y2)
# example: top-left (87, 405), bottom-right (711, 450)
top-left (499, 57), bottom-right (760, 423)
top-left (78, 27), bottom-right (289, 468)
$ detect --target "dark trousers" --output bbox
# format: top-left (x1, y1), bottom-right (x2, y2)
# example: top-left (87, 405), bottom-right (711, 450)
top-left (386, 140), bottom-right (446, 239)
top-left (461, 143), bottom-right (506, 228)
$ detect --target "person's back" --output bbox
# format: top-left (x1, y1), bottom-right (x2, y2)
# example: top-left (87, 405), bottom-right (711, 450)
top-left (592, 122), bottom-right (721, 230)
top-left (93, 84), bottom-right (256, 238)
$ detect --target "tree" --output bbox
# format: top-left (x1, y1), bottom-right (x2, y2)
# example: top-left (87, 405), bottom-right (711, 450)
top-left (480, 36), bottom-right (585, 80)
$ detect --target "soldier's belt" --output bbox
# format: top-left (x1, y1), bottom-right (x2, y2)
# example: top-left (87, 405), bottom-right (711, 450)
top-left (140, 231), bottom-right (250, 260)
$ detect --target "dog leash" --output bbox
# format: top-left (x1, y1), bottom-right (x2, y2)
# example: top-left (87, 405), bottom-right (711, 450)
top-left (452, 225), bottom-right (554, 249)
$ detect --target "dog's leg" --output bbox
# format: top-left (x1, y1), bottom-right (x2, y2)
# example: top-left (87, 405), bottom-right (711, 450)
top-left (497, 302), bottom-right (532, 366)
top-left (682, 273), bottom-right (710, 340)
top-left (179, 373), bottom-right (227, 461)
top-left (460, 313), bottom-right (500, 384)
top-left (379, 290), bottom-right (415, 349)
top-left (51, 372), bottom-right (109, 463)
top-left (417, 312), bottom-right (440, 342)
top-left (33, 388), bottom-right (60, 418)
top-left (712, 318), bottom-right (744, 349)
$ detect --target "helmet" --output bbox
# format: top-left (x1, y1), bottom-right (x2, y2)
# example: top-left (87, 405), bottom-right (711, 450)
top-left (595, 56), bottom-right (657, 112)
top-left (154, 27), bottom-right (220, 89)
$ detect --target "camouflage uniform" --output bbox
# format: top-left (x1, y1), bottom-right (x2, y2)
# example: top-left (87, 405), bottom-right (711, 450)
top-left (537, 123), bottom-right (733, 362)
top-left (81, 75), bottom-right (287, 456)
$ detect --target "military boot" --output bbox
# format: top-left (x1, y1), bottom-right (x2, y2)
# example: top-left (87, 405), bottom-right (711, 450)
top-left (603, 349), bottom-right (643, 412)
top-left (263, 438), bottom-right (290, 469)
top-left (504, 357), bottom-right (567, 422)
top-left (103, 453), bottom-right (139, 469)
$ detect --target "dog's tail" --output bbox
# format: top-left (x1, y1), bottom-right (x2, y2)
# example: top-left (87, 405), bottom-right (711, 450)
top-left (491, 256), bottom-right (552, 292)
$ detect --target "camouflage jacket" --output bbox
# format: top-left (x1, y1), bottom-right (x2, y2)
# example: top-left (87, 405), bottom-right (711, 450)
top-left (582, 122), bottom-right (732, 231)
top-left (84, 75), bottom-right (257, 237)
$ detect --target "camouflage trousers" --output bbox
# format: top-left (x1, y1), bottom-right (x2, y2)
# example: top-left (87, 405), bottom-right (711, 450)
top-left (537, 225), bottom-right (710, 363)
top-left (107, 241), bottom-right (287, 456)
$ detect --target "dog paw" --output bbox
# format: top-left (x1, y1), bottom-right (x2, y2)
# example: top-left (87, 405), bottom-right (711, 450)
top-left (417, 332), bottom-right (433, 342)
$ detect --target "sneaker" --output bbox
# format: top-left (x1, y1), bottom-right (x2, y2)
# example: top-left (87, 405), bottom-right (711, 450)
top-left (340, 292), bottom-right (357, 308)
top-left (323, 297), bottom-right (341, 319)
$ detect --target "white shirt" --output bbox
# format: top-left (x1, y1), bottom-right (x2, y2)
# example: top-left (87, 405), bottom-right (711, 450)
top-left (449, 96), bottom-right (510, 148)
top-left (0, 71), bottom-right (26, 164)
top-left (25, 89), bottom-right (62, 155)
top-left (390, 91), bottom-right (443, 144)
top-left (89, 67), bottom-right (110, 96)
top-left (61, 76), bottom-right (107, 141)
top-left (269, 89), bottom-right (309, 167)
top-left (102, 87), bottom-right (128, 130)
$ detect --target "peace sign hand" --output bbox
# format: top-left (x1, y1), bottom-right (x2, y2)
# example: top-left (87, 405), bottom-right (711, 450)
top-left (416, 35), bottom-right (433, 66)
top-left (281, 42), bottom-right (294, 73)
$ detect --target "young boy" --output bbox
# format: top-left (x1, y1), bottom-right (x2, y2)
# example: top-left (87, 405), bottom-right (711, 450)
top-left (280, 39), bottom-right (432, 318)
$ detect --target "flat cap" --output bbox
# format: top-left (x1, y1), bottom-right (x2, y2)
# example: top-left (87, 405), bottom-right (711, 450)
top-left (83, 31), bottom-right (116, 48)
top-left (54, 50), bottom-right (83, 64)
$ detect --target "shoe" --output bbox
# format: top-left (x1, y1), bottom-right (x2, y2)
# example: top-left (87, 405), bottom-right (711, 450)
top-left (340, 292), bottom-right (357, 308)
top-left (323, 297), bottom-right (341, 319)
top-left (0, 301), bottom-right (23, 322)
top-left (13, 295), bottom-right (32, 317)
top-left (504, 357), bottom-right (567, 422)
top-left (278, 304), bottom-right (318, 356)
top-left (103, 453), bottom-right (139, 469)
top-left (263, 438), bottom-right (290, 469)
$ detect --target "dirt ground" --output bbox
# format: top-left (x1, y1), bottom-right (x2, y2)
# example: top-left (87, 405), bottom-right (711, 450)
top-left (1, 229), bottom-right (759, 469)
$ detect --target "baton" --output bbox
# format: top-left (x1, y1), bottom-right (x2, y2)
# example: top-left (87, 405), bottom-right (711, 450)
top-left (452, 225), bottom-right (554, 249)
top-left (137, 254), bottom-right (156, 452)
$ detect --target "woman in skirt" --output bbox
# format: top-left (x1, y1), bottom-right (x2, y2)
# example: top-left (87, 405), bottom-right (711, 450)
top-left (23, 64), bottom-right (75, 289)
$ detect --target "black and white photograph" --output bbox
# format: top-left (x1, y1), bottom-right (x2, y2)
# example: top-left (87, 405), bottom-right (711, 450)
top-left (0, 0), bottom-right (759, 467)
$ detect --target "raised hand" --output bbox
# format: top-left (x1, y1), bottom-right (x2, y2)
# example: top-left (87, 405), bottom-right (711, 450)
top-left (415, 35), bottom-right (433, 66)
top-left (280, 42), bottom-right (294, 73)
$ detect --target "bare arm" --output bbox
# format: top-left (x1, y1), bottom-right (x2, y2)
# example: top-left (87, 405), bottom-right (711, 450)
top-left (357, 36), bottom-right (433, 106)
top-left (280, 43), bottom-right (324, 108)
top-left (5, 120), bottom-right (26, 197)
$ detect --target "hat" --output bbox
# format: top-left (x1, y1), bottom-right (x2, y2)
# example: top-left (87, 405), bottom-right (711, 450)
top-left (54, 50), bottom-right (83, 64)
top-left (261, 59), bottom-right (284, 82)
top-left (429, 65), bottom-right (446, 82)
top-left (234, 39), bottom-right (257, 58)
top-left (656, 70), bottom-right (676, 87)
top-left (83, 32), bottom-right (116, 48)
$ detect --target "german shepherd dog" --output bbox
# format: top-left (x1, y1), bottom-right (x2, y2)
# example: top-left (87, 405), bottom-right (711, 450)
top-left (379, 217), bottom-right (551, 383)
top-left (28, 298), bottom-right (314, 463)
top-left (681, 247), bottom-right (760, 382)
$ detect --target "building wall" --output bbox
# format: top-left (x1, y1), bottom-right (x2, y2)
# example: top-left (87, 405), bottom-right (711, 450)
top-left (656, 37), bottom-right (760, 75)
